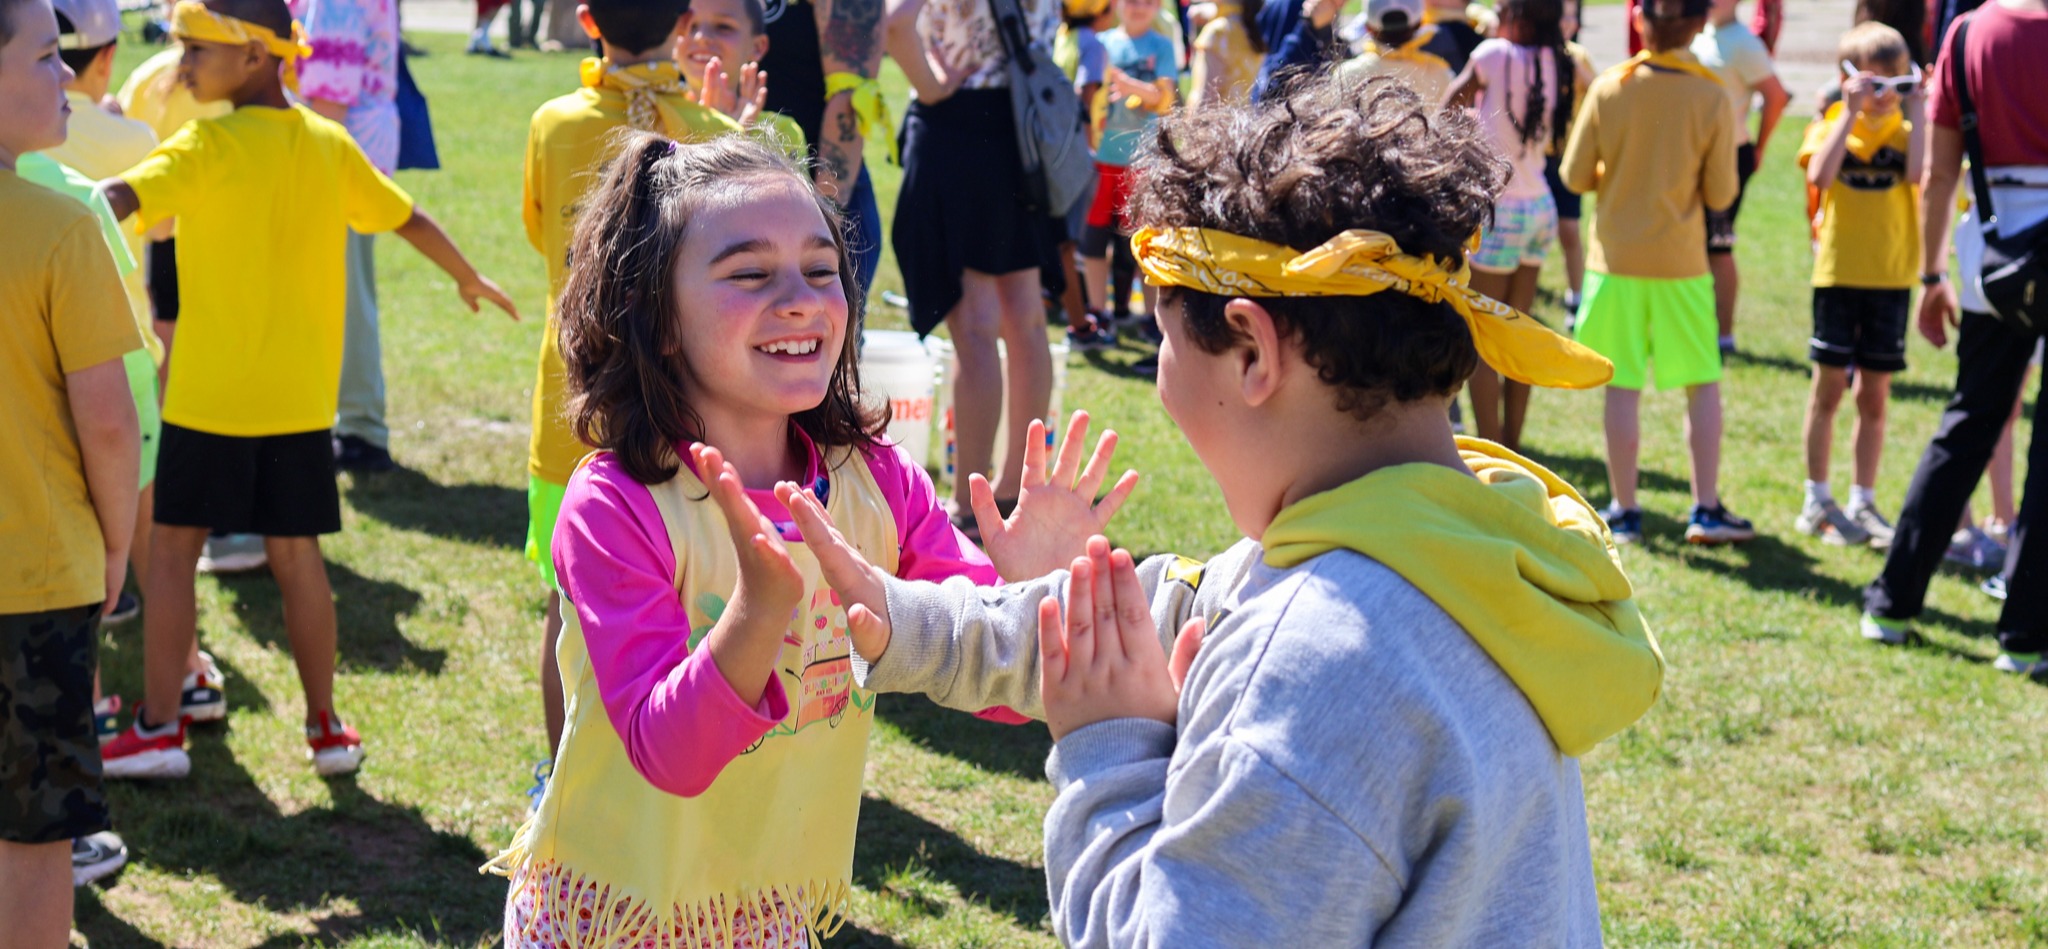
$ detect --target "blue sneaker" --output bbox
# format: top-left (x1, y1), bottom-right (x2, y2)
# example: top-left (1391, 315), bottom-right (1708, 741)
top-left (1686, 504), bottom-right (1756, 545)
top-left (1603, 506), bottom-right (1643, 545)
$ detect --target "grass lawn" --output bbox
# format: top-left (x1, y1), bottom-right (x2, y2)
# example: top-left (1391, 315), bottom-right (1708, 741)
top-left (80, 27), bottom-right (2048, 949)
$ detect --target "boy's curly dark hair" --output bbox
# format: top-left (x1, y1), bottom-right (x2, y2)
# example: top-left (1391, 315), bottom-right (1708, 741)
top-left (1128, 70), bottom-right (1509, 421)
top-left (558, 131), bottom-right (884, 486)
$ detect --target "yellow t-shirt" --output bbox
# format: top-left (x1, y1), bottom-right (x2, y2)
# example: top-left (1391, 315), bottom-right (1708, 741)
top-left (1338, 47), bottom-right (1455, 106)
top-left (754, 110), bottom-right (809, 161)
top-left (116, 46), bottom-right (232, 144)
top-left (522, 83), bottom-right (743, 485)
top-left (122, 104), bottom-right (415, 437)
top-left (44, 90), bottom-right (163, 365)
top-left (0, 169), bottom-right (141, 614)
top-left (1191, 13), bottom-right (1263, 108)
top-left (1798, 104), bottom-right (1919, 290)
top-left (1559, 51), bottom-right (1739, 280)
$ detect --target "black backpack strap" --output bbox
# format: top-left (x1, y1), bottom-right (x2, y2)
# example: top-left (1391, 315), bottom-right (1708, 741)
top-left (1948, 15), bottom-right (1998, 229)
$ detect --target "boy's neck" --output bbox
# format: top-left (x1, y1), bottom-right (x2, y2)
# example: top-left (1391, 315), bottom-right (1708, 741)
top-left (1120, 22), bottom-right (1151, 38)
top-left (1238, 396), bottom-right (1469, 539)
top-left (228, 75), bottom-right (292, 110)
top-left (603, 42), bottom-right (669, 68)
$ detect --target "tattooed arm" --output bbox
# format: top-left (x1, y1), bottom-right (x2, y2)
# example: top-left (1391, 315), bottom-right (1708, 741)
top-left (816, 0), bottom-right (884, 198)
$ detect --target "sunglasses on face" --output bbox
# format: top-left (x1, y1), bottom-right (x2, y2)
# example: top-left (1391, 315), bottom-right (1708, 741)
top-left (1841, 60), bottom-right (1923, 95)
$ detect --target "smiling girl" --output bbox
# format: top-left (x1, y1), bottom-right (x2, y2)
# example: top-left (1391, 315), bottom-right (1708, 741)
top-left (488, 131), bottom-right (1128, 948)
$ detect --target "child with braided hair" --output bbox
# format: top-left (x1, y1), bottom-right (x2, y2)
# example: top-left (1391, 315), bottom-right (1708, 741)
top-left (1446, 0), bottom-right (1591, 451)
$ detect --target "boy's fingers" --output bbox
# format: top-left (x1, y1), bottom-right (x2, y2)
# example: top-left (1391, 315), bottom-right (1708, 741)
top-left (1075, 429), bottom-right (1117, 498)
top-left (1169, 616), bottom-right (1205, 693)
top-left (1108, 548), bottom-right (1153, 651)
top-left (1087, 537), bottom-right (1121, 662)
top-left (1036, 595), bottom-right (1066, 682)
top-left (1051, 410), bottom-right (1090, 487)
top-left (846, 603), bottom-right (892, 659)
top-left (1065, 557), bottom-right (1097, 670)
top-left (1093, 470), bottom-right (1140, 525)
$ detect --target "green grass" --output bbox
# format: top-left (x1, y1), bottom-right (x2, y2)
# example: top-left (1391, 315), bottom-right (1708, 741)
top-left (81, 26), bottom-right (2048, 949)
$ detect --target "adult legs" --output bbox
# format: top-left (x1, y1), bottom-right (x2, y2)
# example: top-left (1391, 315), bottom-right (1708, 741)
top-left (1865, 311), bottom-right (2036, 620)
top-left (845, 167), bottom-right (882, 301)
top-left (1998, 395), bottom-right (2048, 653)
top-left (0, 841), bottom-right (71, 949)
top-left (1499, 264), bottom-right (1543, 450)
top-left (946, 272), bottom-right (1006, 509)
top-left (336, 231), bottom-right (388, 451)
top-left (1466, 269), bottom-right (1512, 444)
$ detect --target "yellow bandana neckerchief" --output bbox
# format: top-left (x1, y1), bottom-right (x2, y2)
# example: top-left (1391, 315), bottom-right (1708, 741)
top-left (1371, 25), bottom-right (1452, 71)
top-left (1606, 48), bottom-right (1722, 86)
top-left (170, 0), bottom-right (313, 93)
top-left (1131, 226), bottom-right (1614, 389)
top-left (581, 57), bottom-right (691, 137)
top-left (1823, 101), bottom-right (1906, 164)
top-left (825, 72), bottom-right (898, 164)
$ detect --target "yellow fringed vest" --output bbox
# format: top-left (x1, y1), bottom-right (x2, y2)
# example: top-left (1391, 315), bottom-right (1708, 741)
top-left (489, 446), bottom-right (900, 948)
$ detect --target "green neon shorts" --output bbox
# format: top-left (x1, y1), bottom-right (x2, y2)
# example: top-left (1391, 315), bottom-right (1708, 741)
top-left (526, 475), bottom-right (568, 588)
top-left (123, 349), bottom-right (160, 490)
top-left (1573, 271), bottom-right (1721, 391)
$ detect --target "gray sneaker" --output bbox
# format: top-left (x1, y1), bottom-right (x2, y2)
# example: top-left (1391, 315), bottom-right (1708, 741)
top-left (198, 533), bottom-right (267, 574)
top-left (1795, 498), bottom-right (1869, 546)
top-left (1845, 502), bottom-right (1896, 549)
top-left (1945, 527), bottom-right (2007, 573)
top-left (72, 831), bottom-right (127, 886)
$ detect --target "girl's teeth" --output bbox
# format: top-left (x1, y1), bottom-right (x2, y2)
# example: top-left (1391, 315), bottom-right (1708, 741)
top-left (759, 340), bottom-right (819, 355)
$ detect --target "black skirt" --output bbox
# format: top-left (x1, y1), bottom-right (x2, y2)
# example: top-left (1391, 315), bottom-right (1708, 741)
top-left (893, 88), bottom-right (1049, 336)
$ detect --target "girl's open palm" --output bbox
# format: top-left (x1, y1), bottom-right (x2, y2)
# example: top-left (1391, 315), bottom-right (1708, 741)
top-left (691, 446), bottom-right (807, 707)
top-left (777, 483), bottom-right (894, 662)
top-left (970, 411), bottom-right (1139, 580)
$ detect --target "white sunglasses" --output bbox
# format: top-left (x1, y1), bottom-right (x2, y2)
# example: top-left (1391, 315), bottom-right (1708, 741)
top-left (1841, 60), bottom-right (1924, 95)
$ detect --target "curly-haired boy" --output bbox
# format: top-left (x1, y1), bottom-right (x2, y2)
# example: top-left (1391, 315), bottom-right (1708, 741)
top-left (787, 69), bottom-right (1665, 944)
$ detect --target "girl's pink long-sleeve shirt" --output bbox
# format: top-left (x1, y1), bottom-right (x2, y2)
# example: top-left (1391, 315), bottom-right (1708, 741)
top-left (552, 437), bottom-right (997, 797)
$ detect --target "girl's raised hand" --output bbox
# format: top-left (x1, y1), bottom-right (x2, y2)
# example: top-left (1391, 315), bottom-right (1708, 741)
top-left (970, 411), bottom-right (1139, 581)
top-left (1038, 536), bottom-right (1187, 742)
top-left (776, 483), bottom-right (896, 662)
top-left (692, 443), bottom-right (806, 706)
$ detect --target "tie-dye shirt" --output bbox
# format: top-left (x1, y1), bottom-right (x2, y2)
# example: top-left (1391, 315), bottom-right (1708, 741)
top-left (290, 0), bottom-right (400, 172)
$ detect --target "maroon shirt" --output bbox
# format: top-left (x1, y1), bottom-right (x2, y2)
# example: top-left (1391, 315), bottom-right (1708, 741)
top-left (1929, 1), bottom-right (2048, 167)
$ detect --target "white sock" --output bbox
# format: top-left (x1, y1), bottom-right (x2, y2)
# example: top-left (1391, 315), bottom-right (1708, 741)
top-left (1850, 485), bottom-right (1877, 510)
top-left (1805, 480), bottom-right (1833, 506)
top-left (1564, 290), bottom-right (1581, 310)
top-left (135, 714), bottom-right (178, 737)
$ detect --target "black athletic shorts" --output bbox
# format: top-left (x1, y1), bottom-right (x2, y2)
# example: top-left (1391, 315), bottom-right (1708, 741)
top-left (0, 604), bottom-right (109, 844)
top-left (1811, 286), bottom-right (1911, 373)
top-left (147, 237), bottom-right (178, 322)
top-left (155, 423), bottom-right (341, 536)
top-left (1706, 143), bottom-right (1761, 254)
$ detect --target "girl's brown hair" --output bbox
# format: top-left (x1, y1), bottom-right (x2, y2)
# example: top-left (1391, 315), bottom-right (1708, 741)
top-left (557, 131), bottom-right (884, 485)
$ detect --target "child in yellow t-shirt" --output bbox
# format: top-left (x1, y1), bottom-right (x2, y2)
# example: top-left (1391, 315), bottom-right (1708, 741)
top-left (115, 41), bottom-right (230, 358)
top-left (522, 0), bottom-right (741, 760)
top-left (673, 0), bottom-right (808, 154)
top-left (1791, 22), bottom-right (1924, 549)
top-left (0, 0), bottom-right (140, 928)
top-left (95, 0), bottom-right (516, 783)
top-left (1559, 0), bottom-right (1745, 547)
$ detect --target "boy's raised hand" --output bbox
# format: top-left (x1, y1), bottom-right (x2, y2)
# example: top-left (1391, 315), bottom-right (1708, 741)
top-left (734, 62), bottom-right (769, 128)
top-left (970, 411), bottom-right (1139, 581)
top-left (776, 482), bottom-right (895, 662)
top-left (1038, 536), bottom-right (1195, 741)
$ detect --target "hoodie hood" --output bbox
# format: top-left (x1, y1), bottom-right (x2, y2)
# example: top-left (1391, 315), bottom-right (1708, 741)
top-left (1260, 438), bottom-right (1663, 757)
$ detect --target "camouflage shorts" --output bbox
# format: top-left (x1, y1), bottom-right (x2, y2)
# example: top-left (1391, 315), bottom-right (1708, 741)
top-left (0, 604), bottom-right (109, 843)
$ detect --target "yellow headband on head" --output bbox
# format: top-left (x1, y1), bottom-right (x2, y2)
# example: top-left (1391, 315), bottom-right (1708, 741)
top-left (171, 0), bottom-right (313, 93)
top-left (1131, 226), bottom-right (1615, 390)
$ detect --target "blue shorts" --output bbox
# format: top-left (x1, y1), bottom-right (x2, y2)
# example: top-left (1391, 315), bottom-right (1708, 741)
top-left (1472, 192), bottom-right (1558, 274)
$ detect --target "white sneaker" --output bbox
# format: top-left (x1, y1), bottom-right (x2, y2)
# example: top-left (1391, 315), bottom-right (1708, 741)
top-left (1993, 651), bottom-right (2048, 677)
top-left (180, 650), bottom-right (228, 722)
top-left (197, 533), bottom-right (267, 574)
top-left (72, 831), bottom-right (127, 887)
top-left (1845, 503), bottom-right (1895, 549)
top-left (1795, 498), bottom-right (1869, 546)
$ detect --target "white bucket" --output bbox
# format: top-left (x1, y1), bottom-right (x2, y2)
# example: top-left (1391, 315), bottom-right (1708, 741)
top-left (928, 336), bottom-right (1070, 478)
top-left (859, 329), bottom-right (937, 465)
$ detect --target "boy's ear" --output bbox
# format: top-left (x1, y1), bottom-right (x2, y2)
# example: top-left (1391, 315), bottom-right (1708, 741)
top-left (577, 5), bottom-right (601, 40)
top-left (1222, 298), bottom-right (1286, 409)
top-left (752, 33), bottom-right (768, 61)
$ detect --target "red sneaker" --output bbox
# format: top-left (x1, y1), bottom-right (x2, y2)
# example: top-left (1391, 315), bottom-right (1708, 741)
top-left (101, 718), bottom-right (190, 779)
top-left (306, 711), bottom-right (365, 776)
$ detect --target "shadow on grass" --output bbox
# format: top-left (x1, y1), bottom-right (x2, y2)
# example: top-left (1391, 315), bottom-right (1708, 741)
top-left (1079, 346), bottom-right (1159, 382)
top-left (343, 466), bottom-right (525, 550)
top-left (1725, 349), bottom-right (1963, 406)
top-left (219, 562), bottom-right (445, 675)
top-left (851, 794), bottom-right (1047, 931)
top-left (82, 741), bottom-right (504, 949)
top-left (876, 692), bottom-right (1051, 781)
top-left (1521, 448), bottom-right (1691, 500)
top-left (821, 921), bottom-right (913, 949)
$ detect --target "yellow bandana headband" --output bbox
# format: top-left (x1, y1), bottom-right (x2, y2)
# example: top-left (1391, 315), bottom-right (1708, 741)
top-left (1131, 226), bottom-right (1614, 390)
top-left (170, 0), bottom-right (313, 93)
